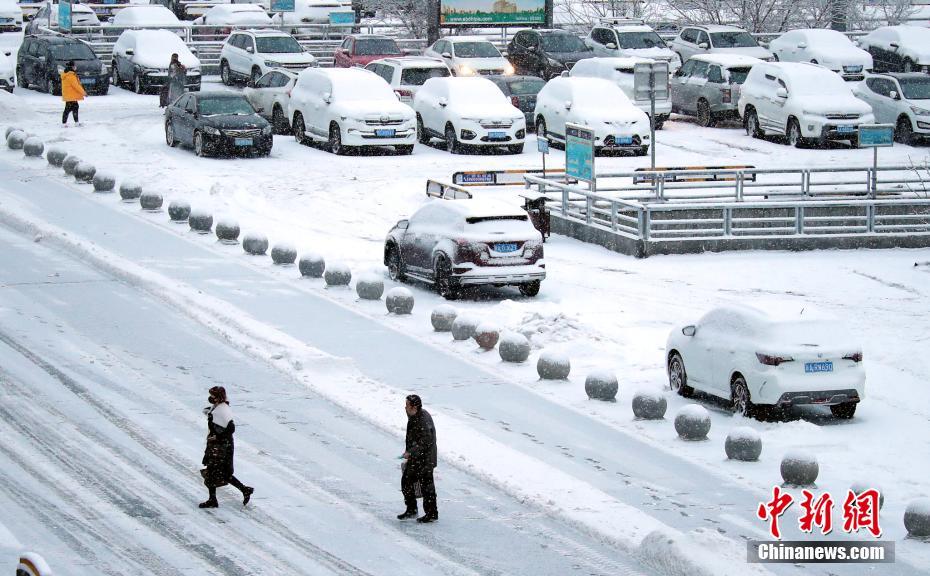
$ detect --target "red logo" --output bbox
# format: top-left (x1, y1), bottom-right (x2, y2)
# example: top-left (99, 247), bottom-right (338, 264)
top-left (757, 487), bottom-right (881, 539)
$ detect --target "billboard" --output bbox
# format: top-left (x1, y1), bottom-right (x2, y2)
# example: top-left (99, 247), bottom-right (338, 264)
top-left (440, 0), bottom-right (546, 26)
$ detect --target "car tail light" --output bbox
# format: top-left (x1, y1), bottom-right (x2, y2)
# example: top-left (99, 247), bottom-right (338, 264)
top-left (511, 96), bottom-right (520, 108)
top-left (756, 352), bottom-right (794, 366)
top-left (455, 238), bottom-right (486, 263)
top-left (843, 352), bottom-right (863, 362)
top-left (721, 88), bottom-right (732, 103)
top-left (395, 89), bottom-right (413, 101)
top-left (522, 240), bottom-right (541, 258)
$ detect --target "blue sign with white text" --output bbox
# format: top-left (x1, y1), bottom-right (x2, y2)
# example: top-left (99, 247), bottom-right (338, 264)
top-left (859, 124), bottom-right (894, 148)
top-left (59, 1), bottom-right (72, 32)
top-left (565, 124), bottom-right (594, 183)
top-left (329, 11), bottom-right (356, 25)
top-left (270, 0), bottom-right (295, 12)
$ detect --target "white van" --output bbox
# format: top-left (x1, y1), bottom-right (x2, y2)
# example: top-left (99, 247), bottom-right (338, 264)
top-left (570, 56), bottom-right (672, 128)
top-left (0, 0), bottom-right (24, 52)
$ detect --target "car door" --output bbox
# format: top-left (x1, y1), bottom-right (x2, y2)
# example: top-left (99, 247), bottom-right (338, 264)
top-left (695, 31), bottom-right (710, 55)
top-left (508, 31), bottom-right (529, 73)
top-left (684, 60), bottom-right (709, 109)
top-left (681, 321), bottom-right (719, 390)
top-left (248, 71), bottom-right (274, 118)
top-left (239, 35), bottom-right (256, 75)
top-left (308, 75), bottom-right (330, 137)
top-left (771, 76), bottom-right (791, 133)
top-left (705, 64), bottom-right (726, 108)
top-left (675, 28), bottom-right (699, 61)
top-left (118, 35), bottom-right (135, 82)
top-left (335, 38), bottom-right (350, 67)
top-left (175, 94), bottom-right (196, 144)
top-left (670, 59), bottom-right (693, 112)
top-left (423, 82), bottom-right (446, 134)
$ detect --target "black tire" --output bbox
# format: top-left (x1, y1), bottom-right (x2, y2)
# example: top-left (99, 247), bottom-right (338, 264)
top-left (518, 280), bottom-right (540, 297)
top-left (896, 116), bottom-right (914, 145)
top-left (744, 108), bottom-right (763, 139)
top-left (271, 105), bottom-right (289, 135)
top-left (507, 143), bottom-right (524, 154)
top-left (47, 77), bottom-right (59, 96)
top-left (17, 68), bottom-right (28, 88)
top-left (329, 123), bottom-right (346, 155)
top-left (653, 118), bottom-right (665, 130)
top-left (811, 59), bottom-right (818, 65)
top-left (220, 61), bottom-right (232, 86)
top-left (830, 402), bottom-right (857, 419)
top-left (773, 53), bottom-right (780, 62)
top-left (444, 124), bottom-right (460, 154)
top-left (697, 98), bottom-right (715, 127)
top-left (194, 131), bottom-right (208, 157)
top-left (293, 114), bottom-right (308, 145)
top-left (787, 117), bottom-right (804, 148)
top-left (535, 117), bottom-right (547, 140)
top-left (667, 352), bottom-right (694, 397)
top-left (133, 73), bottom-right (143, 95)
top-left (111, 63), bottom-right (120, 87)
top-left (396, 145), bottom-right (414, 155)
top-left (165, 120), bottom-right (178, 147)
top-left (434, 256), bottom-right (459, 300)
top-left (731, 375), bottom-right (756, 418)
top-left (416, 115), bottom-right (429, 144)
top-left (386, 245), bottom-right (405, 281)
top-left (250, 67), bottom-right (262, 88)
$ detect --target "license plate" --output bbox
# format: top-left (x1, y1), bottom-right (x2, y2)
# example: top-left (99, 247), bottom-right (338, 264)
top-left (0, 17), bottom-right (12, 23)
top-left (805, 361), bottom-right (834, 373)
top-left (495, 243), bottom-right (518, 253)
top-left (844, 65), bottom-right (862, 73)
top-left (488, 131), bottom-right (506, 140)
top-left (80, 78), bottom-right (94, 86)
top-left (837, 125), bottom-right (855, 133)
top-left (615, 136), bottom-right (633, 145)
top-left (374, 129), bottom-right (395, 138)
top-left (234, 138), bottom-right (253, 146)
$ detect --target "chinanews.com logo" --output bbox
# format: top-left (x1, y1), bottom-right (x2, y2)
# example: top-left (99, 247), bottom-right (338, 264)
top-left (748, 487), bottom-right (895, 563)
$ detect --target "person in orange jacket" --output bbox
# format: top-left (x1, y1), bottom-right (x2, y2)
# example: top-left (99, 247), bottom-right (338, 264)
top-left (60, 61), bottom-right (86, 126)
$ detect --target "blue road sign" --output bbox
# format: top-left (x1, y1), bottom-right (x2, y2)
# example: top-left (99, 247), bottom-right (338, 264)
top-left (565, 124), bottom-right (594, 184)
top-left (859, 124), bottom-right (894, 148)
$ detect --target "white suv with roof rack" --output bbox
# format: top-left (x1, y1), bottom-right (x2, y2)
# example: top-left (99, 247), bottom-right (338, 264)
top-left (585, 18), bottom-right (681, 73)
top-left (220, 29), bottom-right (316, 87)
top-left (670, 24), bottom-right (773, 63)
top-left (365, 56), bottom-right (451, 105)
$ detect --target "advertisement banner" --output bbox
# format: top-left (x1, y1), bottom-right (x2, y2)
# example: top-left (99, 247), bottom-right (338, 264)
top-left (440, 0), bottom-right (545, 26)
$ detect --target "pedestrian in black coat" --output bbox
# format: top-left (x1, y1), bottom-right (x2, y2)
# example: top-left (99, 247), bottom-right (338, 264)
top-left (398, 394), bottom-right (438, 523)
top-left (199, 386), bottom-right (254, 508)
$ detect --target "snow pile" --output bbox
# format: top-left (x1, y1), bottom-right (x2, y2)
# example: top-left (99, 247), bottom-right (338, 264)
top-left (511, 308), bottom-right (590, 348)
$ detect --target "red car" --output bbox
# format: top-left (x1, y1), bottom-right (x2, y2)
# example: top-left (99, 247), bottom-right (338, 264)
top-left (334, 35), bottom-right (403, 68)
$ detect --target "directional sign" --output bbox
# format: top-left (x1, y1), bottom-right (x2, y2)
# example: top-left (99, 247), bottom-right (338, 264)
top-left (859, 124), bottom-right (894, 148)
top-left (537, 137), bottom-right (549, 154)
top-left (565, 123), bottom-right (595, 185)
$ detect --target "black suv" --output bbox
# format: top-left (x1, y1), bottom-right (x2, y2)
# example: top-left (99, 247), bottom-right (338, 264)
top-left (507, 29), bottom-right (593, 80)
top-left (17, 36), bottom-right (109, 96)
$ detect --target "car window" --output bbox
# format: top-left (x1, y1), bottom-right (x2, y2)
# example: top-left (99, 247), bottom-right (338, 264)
top-left (341, 38), bottom-right (351, 49)
top-left (898, 76), bottom-right (930, 99)
top-left (507, 77), bottom-right (545, 95)
top-left (540, 33), bottom-right (586, 52)
top-left (198, 97), bottom-right (255, 116)
top-left (617, 31), bottom-right (667, 50)
top-left (592, 27), bottom-right (615, 46)
top-left (50, 42), bottom-right (96, 61)
top-left (372, 63), bottom-right (393, 83)
top-left (680, 28), bottom-right (698, 44)
top-left (677, 59), bottom-right (694, 77)
top-left (710, 31), bottom-right (758, 48)
top-left (690, 60), bottom-right (709, 78)
top-left (255, 72), bottom-right (274, 88)
top-left (451, 41), bottom-right (501, 58)
top-left (727, 66), bottom-right (751, 84)
top-left (696, 31), bottom-right (709, 46)
top-left (401, 66), bottom-right (449, 85)
top-left (274, 73), bottom-right (293, 88)
top-left (256, 36), bottom-right (302, 54)
top-left (355, 38), bottom-right (401, 56)
top-left (707, 65), bottom-right (724, 83)
top-left (867, 77), bottom-right (890, 96)
top-left (175, 94), bottom-right (190, 110)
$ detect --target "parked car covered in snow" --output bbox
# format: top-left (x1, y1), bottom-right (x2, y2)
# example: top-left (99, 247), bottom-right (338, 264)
top-left (289, 67), bottom-right (416, 155)
top-left (768, 29), bottom-right (872, 81)
top-left (424, 36), bottom-right (514, 77)
top-left (671, 54), bottom-right (760, 126)
top-left (534, 76), bottom-right (650, 155)
top-left (192, 3), bottom-right (270, 39)
top-left (365, 56), bottom-right (450, 105)
top-left (26, 1), bottom-right (99, 35)
top-left (414, 76), bottom-right (526, 154)
top-left (384, 198), bottom-right (546, 299)
top-left (0, 47), bottom-right (14, 93)
top-left (112, 29), bottom-right (202, 94)
top-left (220, 29), bottom-right (315, 87)
top-left (585, 19), bottom-right (680, 73)
top-left (333, 34), bottom-right (402, 68)
top-left (854, 73), bottom-right (930, 145)
top-left (17, 35), bottom-right (108, 95)
top-left (666, 303), bottom-right (865, 419)
top-left (0, 0), bottom-right (24, 51)
top-left (486, 74), bottom-right (546, 131)
top-left (856, 25), bottom-right (930, 74)
top-left (571, 56), bottom-right (671, 128)
top-left (738, 62), bottom-right (874, 148)
top-left (111, 5), bottom-right (188, 30)
top-left (669, 24), bottom-right (772, 63)
top-left (243, 68), bottom-right (296, 134)
top-left (508, 28), bottom-right (593, 79)
top-left (271, 0), bottom-right (353, 29)
top-left (164, 91), bottom-right (273, 157)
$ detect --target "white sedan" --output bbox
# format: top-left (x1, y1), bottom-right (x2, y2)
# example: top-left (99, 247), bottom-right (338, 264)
top-left (769, 29), bottom-right (872, 81)
top-left (666, 304), bottom-right (865, 419)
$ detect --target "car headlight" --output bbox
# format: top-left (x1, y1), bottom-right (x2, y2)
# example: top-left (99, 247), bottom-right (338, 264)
top-left (459, 65), bottom-right (475, 76)
top-left (189, 67), bottom-right (201, 76)
top-left (202, 126), bottom-right (221, 136)
top-left (801, 110), bottom-right (824, 117)
top-left (911, 106), bottom-right (930, 116)
top-left (504, 63), bottom-right (515, 75)
top-left (264, 60), bottom-right (281, 68)
top-left (99, 61), bottom-right (106, 73)
top-left (460, 117), bottom-right (480, 123)
top-left (261, 125), bottom-right (273, 135)
top-left (546, 58), bottom-right (562, 68)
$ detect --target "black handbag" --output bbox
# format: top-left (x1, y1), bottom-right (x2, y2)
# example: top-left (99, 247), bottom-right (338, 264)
top-left (401, 461), bottom-right (422, 499)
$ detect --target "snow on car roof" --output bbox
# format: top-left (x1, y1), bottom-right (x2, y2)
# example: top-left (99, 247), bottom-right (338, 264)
top-left (207, 3), bottom-right (268, 15)
top-left (113, 6), bottom-right (182, 26)
top-left (245, 29), bottom-right (293, 36)
top-left (579, 56), bottom-right (655, 67)
top-left (615, 26), bottom-right (655, 33)
top-left (379, 56), bottom-right (447, 67)
top-left (767, 61), bottom-right (839, 80)
top-left (890, 25), bottom-right (930, 42)
top-left (694, 24), bottom-right (746, 32)
top-left (689, 53), bottom-right (762, 67)
top-left (446, 36), bottom-right (495, 43)
top-left (435, 197), bottom-right (528, 220)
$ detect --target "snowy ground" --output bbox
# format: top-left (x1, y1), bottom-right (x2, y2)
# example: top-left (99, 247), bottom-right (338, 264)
top-left (2, 81), bottom-right (930, 574)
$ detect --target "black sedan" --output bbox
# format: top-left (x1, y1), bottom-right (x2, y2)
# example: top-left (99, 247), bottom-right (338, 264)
top-left (164, 92), bottom-right (272, 158)
top-left (487, 75), bottom-right (546, 131)
top-left (507, 29), bottom-right (594, 79)
top-left (17, 35), bottom-right (109, 96)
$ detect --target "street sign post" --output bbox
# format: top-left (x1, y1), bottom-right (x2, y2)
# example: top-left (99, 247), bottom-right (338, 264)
top-left (634, 61), bottom-right (669, 170)
top-left (537, 136), bottom-right (549, 176)
top-left (59, 0), bottom-right (72, 33)
top-left (858, 124), bottom-right (895, 197)
top-left (565, 123), bottom-right (595, 190)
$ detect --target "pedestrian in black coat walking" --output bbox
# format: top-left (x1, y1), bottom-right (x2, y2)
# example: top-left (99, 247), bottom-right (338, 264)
top-left (199, 386), bottom-right (254, 508)
top-left (398, 394), bottom-right (438, 523)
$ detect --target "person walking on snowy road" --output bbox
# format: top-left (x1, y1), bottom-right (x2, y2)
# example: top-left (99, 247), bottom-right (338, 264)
top-left (163, 53), bottom-right (187, 108)
top-left (60, 61), bottom-right (85, 126)
top-left (199, 386), bottom-right (254, 508)
top-left (398, 394), bottom-right (438, 523)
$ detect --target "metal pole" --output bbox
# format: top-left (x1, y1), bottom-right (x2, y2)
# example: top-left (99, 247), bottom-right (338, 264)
top-left (650, 69), bottom-right (656, 170)
top-left (871, 147), bottom-right (878, 198)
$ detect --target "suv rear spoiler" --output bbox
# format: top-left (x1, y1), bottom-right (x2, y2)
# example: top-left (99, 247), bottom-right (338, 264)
top-left (426, 180), bottom-right (472, 200)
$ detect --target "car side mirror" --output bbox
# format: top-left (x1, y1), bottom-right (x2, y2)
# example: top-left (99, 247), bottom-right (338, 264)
top-left (125, 49), bottom-right (133, 56)
top-left (698, 42), bottom-right (709, 50)
top-left (528, 45), bottom-right (538, 53)
top-left (775, 87), bottom-right (787, 98)
top-left (889, 90), bottom-right (899, 100)
top-left (322, 92), bottom-right (332, 104)
top-left (564, 100), bottom-right (572, 110)
top-left (797, 42), bottom-right (807, 49)
top-left (397, 219), bottom-right (409, 230)
top-left (889, 42), bottom-right (899, 50)
top-left (438, 97), bottom-right (448, 107)
top-left (246, 46), bottom-right (254, 54)
top-left (605, 42), bottom-right (617, 50)
top-left (682, 325), bottom-right (696, 337)
top-left (441, 51), bottom-right (452, 59)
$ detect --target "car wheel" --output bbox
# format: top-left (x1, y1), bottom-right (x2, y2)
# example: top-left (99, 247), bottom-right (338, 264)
top-left (697, 99), bottom-right (715, 127)
top-left (165, 120), bottom-right (178, 147)
top-left (895, 116), bottom-right (914, 145)
top-left (16, 67), bottom-right (27, 88)
top-left (434, 256), bottom-right (459, 300)
top-left (329, 122), bottom-right (346, 155)
top-left (47, 77), bottom-right (59, 96)
top-left (416, 115), bottom-right (429, 144)
top-left (773, 54), bottom-right (779, 62)
top-left (634, 145), bottom-right (648, 156)
top-left (904, 58), bottom-right (914, 73)
top-left (194, 131), bottom-right (207, 157)
top-left (396, 145), bottom-right (414, 155)
top-left (133, 74), bottom-right (143, 94)
top-left (293, 114), bottom-right (308, 145)
top-left (518, 280), bottom-right (540, 297)
top-left (507, 143), bottom-right (524, 154)
top-left (271, 105), bottom-right (289, 135)
top-left (220, 61), bottom-right (231, 86)
top-left (536, 117), bottom-right (547, 140)
top-left (387, 245), bottom-right (405, 281)
top-left (787, 117), bottom-right (804, 148)
top-left (667, 352), bottom-right (694, 397)
top-left (731, 376), bottom-right (755, 418)
top-left (250, 67), bottom-right (262, 88)
top-left (811, 59), bottom-right (818, 65)
top-left (830, 402), bottom-right (857, 419)
top-left (444, 124), bottom-right (460, 154)
top-left (111, 64), bottom-right (120, 86)
top-left (745, 108), bottom-right (762, 139)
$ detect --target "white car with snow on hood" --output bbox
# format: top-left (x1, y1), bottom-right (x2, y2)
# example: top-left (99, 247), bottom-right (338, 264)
top-left (112, 29), bottom-right (202, 94)
top-left (0, 0), bottom-right (23, 51)
top-left (289, 67), bottom-right (416, 155)
top-left (769, 29), bottom-right (872, 81)
top-left (585, 19), bottom-right (680, 73)
top-left (220, 29), bottom-right (315, 87)
top-left (670, 24), bottom-right (773, 63)
top-left (666, 303), bottom-right (865, 419)
top-left (193, 4), bottom-right (271, 39)
top-left (856, 25), bottom-right (930, 74)
top-left (570, 56), bottom-right (672, 128)
top-left (424, 36), bottom-right (514, 77)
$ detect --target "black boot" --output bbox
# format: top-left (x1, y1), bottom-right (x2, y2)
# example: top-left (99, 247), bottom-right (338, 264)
top-left (242, 486), bottom-right (254, 505)
top-left (198, 499), bottom-right (218, 509)
top-left (397, 509), bottom-right (418, 520)
top-left (416, 513), bottom-right (437, 523)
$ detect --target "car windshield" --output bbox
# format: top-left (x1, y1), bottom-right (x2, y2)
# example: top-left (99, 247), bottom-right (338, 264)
top-left (256, 36), bottom-right (302, 54)
top-left (198, 97), bottom-right (255, 116)
top-left (899, 77), bottom-right (930, 100)
top-left (401, 66), bottom-right (449, 85)
top-left (710, 31), bottom-right (758, 48)
top-left (616, 31), bottom-right (666, 49)
top-left (453, 41), bottom-right (501, 58)
top-left (793, 72), bottom-right (848, 95)
top-left (540, 33), bottom-right (588, 53)
top-left (50, 43), bottom-right (96, 61)
top-left (355, 38), bottom-right (401, 56)
top-left (465, 215), bottom-right (530, 234)
top-left (506, 78), bottom-right (545, 95)
top-left (727, 66), bottom-right (751, 84)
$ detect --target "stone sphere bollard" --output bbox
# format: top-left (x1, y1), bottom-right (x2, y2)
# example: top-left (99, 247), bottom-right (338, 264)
top-left (499, 332), bottom-right (531, 363)
top-left (6, 129), bottom-right (26, 149)
top-left (140, 191), bottom-right (163, 211)
top-left (585, 370), bottom-right (619, 401)
top-left (780, 451), bottom-right (819, 486)
top-left (904, 498), bottom-right (930, 538)
top-left (271, 243), bottom-right (297, 265)
top-left (92, 172), bottom-right (116, 193)
top-left (62, 155), bottom-right (81, 175)
top-left (451, 315), bottom-right (479, 341)
top-left (243, 233), bottom-right (269, 255)
top-left (632, 391), bottom-right (667, 420)
top-left (73, 162), bottom-right (96, 183)
top-left (537, 350), bottom-right (571, 380)
top-left (850, 482), bottom-right (884, 510)
top-left (299, 253), bottom-right (325, 278)
top-left (324, 262), bottom-right (351, 286)
top-left (725, 427), bottom-right (762, 461)
top-left (675, 405), bottom-right (711, 440)
top-left (23, 137), bottom-right (44, 157)
top-left (386, 287), bottom-right (414, 314)
top-left (431, 305), bottom-right (457, 332)
top-left (168, 201), bottom-right (192, 222)
top-left (215, 219), bottom-right (240, 242)
top-left (5, 126), bottom-right (21, 139)
top-left (355, 273), bottom-right (384, 300)
top-left (120, 180), bottom-right (142, 201)
top-left (46, 147), bottom-right (67, 167)
top-left (473, 323), bottom-right (500, 350)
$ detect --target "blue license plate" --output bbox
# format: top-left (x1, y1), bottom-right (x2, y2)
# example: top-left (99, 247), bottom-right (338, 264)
top-left (805, 361), bottom-right (834, 373)
top-left (488, 131), bottom-right (506, 140)
top-left (375, 129), bottom-right (395, 138)
top-left (80, 78), bottom-right (94, 86)
top-left (234, 138), bottom-right (253, 146)
top-left (495, 243), bottom-right (518, 253)
top-left (615, 136), bottom-right (633, 145)
top-left (837, 125), bottom-right (855, 133)
top-left (844, 65), bottom-right (862, 73)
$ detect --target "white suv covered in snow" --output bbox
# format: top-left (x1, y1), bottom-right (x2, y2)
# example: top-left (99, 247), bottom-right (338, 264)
top-left (738, 62), bottom-right (874, 148)
top-left (365, 56), bottom-right (451, 105)
top-left (414, 76), bottom-right (526, 154)
top-left (584, 19), bottom-right (681, 73)
top-left (423, 36), bottom-right (514, 77)
top-left (220, 30), bottom-right (316, 87)
top-left (289, 67), bottom-right (416, 155)
top-left (534, 76), bottom-right (650, 156)
top-left (570, 57), bottom-right (672, 128)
